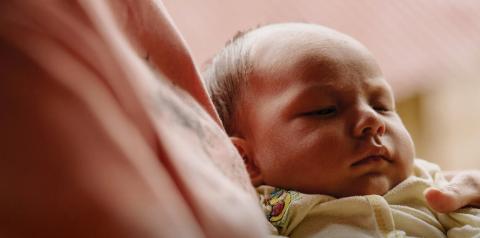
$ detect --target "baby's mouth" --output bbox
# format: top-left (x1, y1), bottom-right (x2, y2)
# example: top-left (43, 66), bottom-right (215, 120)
top-left (351, 155), bottom-right (390, 167)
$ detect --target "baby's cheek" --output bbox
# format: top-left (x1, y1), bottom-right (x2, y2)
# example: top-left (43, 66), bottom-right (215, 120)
top-left (392, 129), bottom-right (416, 182)
top-left (391, 158), bottom-right (414, 188)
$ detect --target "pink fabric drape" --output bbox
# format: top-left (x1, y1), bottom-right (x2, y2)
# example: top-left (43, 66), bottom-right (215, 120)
top-left (0, 0), bottom-right (269, 237)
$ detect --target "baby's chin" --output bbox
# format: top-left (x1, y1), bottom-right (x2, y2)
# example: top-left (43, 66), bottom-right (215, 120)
top-left (335, 173), bottom-right (395, 198)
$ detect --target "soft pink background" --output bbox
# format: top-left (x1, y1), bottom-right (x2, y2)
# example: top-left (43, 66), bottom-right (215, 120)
top-left (164, 0), bottom-right (480, 98)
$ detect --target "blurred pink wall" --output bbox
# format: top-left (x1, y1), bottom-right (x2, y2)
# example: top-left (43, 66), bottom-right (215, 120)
top-left (164, 0), bottom-right (480, 98)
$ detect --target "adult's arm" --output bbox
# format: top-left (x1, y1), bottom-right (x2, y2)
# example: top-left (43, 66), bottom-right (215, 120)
top-left (425, 170), bottom-right (480, 213)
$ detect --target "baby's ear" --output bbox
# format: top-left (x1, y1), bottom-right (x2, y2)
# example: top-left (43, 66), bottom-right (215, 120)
top-left (230, 137), bottom-right (263, 186)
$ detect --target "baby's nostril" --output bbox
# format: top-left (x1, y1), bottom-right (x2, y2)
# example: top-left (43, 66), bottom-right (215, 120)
top-left (362, 127), bottom-right (371, 135)
top-left (372, 135), bottom-right (384, 147)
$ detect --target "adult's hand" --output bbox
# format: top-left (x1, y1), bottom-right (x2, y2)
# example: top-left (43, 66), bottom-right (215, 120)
top-left (425, 170), bottom-right (480, 213)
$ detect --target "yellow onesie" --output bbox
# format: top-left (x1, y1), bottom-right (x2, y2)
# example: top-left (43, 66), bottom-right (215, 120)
top-left (258, 159), bottom-right (480, 238)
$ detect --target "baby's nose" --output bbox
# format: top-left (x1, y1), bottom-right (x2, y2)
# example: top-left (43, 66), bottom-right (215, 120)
top-left (353, 108), bottom-right (386, 138)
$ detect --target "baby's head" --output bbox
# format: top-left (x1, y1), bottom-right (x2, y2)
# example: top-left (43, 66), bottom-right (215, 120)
top-left (204, 23), bottom-right (415, 198)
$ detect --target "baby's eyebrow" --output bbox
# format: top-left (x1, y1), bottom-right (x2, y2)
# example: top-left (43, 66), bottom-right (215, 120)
top-left (298, 57), bottom-right (341, 84)
top-left (367, 85), bottom-right (395, 103)
top-left (282, 85), bottom-right (337, 111)
top-left (296, 84), bottom-right (337, 97)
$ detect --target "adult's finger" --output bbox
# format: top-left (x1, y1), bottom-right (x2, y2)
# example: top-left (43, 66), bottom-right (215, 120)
top-left (424, 171), bottom-right (480, 213)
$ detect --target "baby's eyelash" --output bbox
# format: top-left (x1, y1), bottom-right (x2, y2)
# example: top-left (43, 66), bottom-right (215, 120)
top-left (372, 103), bottom-right (397, 113)
top-left (373, 106), bottom-right (389, 112)
top-left (302, 106), bottom-right (337, 117)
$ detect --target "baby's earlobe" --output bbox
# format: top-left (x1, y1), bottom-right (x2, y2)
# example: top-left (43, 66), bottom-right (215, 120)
top-left (241, 155), bottom-right (248, 162)
top-left (229, 136), bottom-right (264, 186)
top-left (230, 136), bottom-right (248, 158)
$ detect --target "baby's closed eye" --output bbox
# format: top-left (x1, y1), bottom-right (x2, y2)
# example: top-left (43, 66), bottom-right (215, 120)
top-left (301, 106), bottom-right (337, 117)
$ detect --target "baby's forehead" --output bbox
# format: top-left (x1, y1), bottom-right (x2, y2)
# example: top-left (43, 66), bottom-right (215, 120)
top-left (247, 24), bottom-right (359, 52)
top-left (246, 24), bottom-right (371, 73)
top-left (247, 25), bottom-right (332, 59)
top-left (249, 32), bottom-right (371, 81)
top-left (240, 24), bottom-right (389, 99)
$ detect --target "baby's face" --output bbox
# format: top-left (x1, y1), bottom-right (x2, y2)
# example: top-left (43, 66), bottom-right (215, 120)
top-left (238, 24), bottom-right (414, 197)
